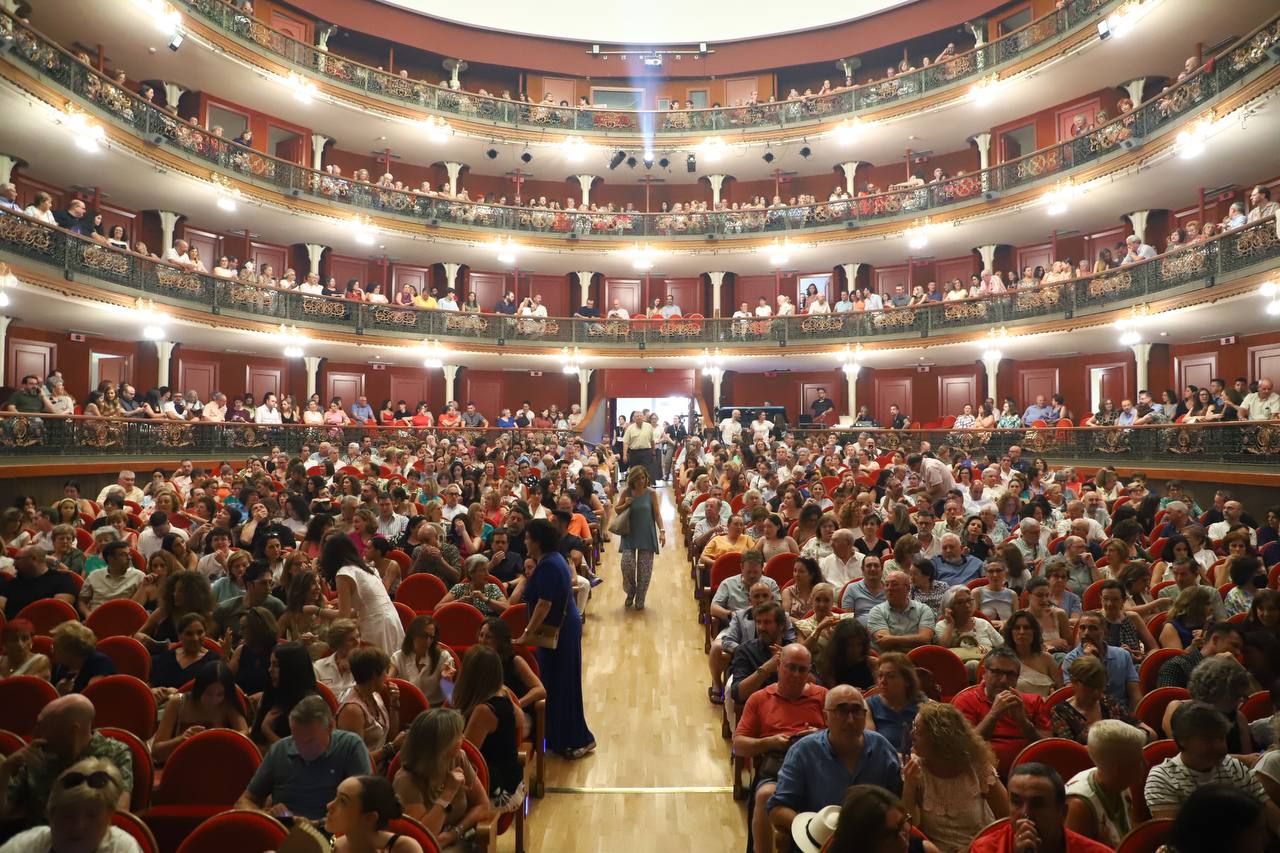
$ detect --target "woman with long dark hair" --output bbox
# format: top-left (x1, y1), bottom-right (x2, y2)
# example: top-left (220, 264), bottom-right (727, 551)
top-left (252, 641), bottom-right (317, 746)
top-left (153, 662), bottom-right (247, 764)
top-left (513, 519), bottom-right (595, 758)
top-left (319, 533), bottom-right (404, 656)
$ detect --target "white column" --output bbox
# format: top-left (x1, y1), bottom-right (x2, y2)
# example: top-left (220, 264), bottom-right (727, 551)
top-left (1126, 210), bottom-right (1151, 243)
top-left (576, 271), bottom-right (594, 303)
top-left (840, 263), bottom-right (862, 293)
top-left (310, 135), bottom-right (331, 171)
top-left (710, 371), bottom-right (724, 410)
top-left (442, 365), bottom-right (460, 404)
top-left (839, 162), bottom-right (864, 195)
top-left (576, 367), bottom-right (594, 414)
top-left (971, 133), bottom-right (992, 192)
top-left (707, 271), bottom-right (727, 317)
top-left (982, 351), bottom-right (1001, 402)
top-left (967, 19), bottom-right (988, 69)
top-left (975, 244), bottom-right (998, 274)
top-left (575, 175), bottom-right (596, 207)
top-left (0, 315), bottom-right (11, 386)
top-left (707, 174), bottom-right (726, 206)
top-left (162, 83), bottom-right (186, 112)
top-left (0, 155), bottom-right (20, 184)
top-left (156, 211), bottom-right (181, 253)
top-left (154, 341), bottom-right (176, 388)
top-left (843, 365), bottom-right (860, 419)
top-left (444, 162), bottom-right (464, 196)
top-left (447, 61), bottom-right (464, 89)
top-left (1131, 342), bottom-right (1152, 394)
top-left (303, 356), bottom-right (322, 399)
top-left (1122, 78), bottom-right (1146, 107)
top-left (442, 263), bottom-right (461, 293)
top-left (304, 244), bottom-right (327, 277)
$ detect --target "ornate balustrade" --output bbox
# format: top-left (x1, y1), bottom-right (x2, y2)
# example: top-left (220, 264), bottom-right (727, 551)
top-left (1, 10), bottom-right (1276, 240)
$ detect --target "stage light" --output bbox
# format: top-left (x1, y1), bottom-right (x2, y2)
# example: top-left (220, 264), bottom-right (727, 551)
top-left (609, 150), bottom-right (626, 170)
top-left (521, 151), bottom-right (533, 164)
top-left (762, 151), bottom-right (774, 164)
top-left (687, 154), bottom-right (696, 173)
top-left (799, 146), bottom-right (811, 158)
top-left (486, 148), bottom-right (498, 159)
top-left (168, 33), bottom-right (184, 51)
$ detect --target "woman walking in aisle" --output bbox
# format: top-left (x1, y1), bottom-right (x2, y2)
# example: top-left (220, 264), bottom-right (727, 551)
top-left (615, 465), bottom-right (665, 610)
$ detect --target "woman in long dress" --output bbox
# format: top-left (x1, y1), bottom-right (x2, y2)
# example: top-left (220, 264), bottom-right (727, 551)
top-left (514, 519), bottom-right (595, 758)
top-left (615, 465), bottom-right (665, 610)
top-left (320, 534), bottom-right (405, 656)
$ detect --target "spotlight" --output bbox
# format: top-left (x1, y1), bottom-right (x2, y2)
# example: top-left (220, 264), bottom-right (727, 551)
top-left (1096, 20), bottom-right (1110, 40)
top-left (643, 156), bottom-right (654, 169)
top-left (698, 42), bottom-right (708, 54)
top-left (626, 156), bottom-right (637, 168)
top-left (799, 146), bottom-right (811, 158)
top-left (762, 151), bottom-right (774, 163)
top-left (643, 149), bottom-right (655, 161)
top-left (168, 33), bottom-right (184, 51)
top-left (687, 153), bottom-right (696, 173)
top-left (591, 44), bottom-right (601, 55)
top-left (486, 148), bottom-right (498, 159)
top-left (609, 150), bottom-right (626, 170)
top-left (520, 151), bottom-right (532, 164)
top-left (658, 157), bottom-right (669, 169)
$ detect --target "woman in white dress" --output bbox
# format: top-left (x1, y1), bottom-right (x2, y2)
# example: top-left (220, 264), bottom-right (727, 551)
top-left (320, 534), bottom-right (405, 656)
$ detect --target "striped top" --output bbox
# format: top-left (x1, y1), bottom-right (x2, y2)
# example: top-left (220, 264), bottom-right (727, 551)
top-left (1143, 754), bottom-right (1266, 813)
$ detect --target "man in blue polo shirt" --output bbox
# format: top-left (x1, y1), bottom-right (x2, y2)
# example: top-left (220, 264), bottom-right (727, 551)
top-left (932, 533), bottom-right (985, 585)
top-left (1061, 608), bottom-right (1142, 711)
top-left (767, 685), bottom-right (901, 836)
top-left (236, 695), bottom-right (370, 819)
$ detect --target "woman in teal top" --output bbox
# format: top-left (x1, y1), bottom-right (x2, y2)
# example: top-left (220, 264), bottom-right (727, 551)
top-left (615, 465), bottom-right (665, 610)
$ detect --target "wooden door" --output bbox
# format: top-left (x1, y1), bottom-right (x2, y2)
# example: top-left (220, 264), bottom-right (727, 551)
top-left (541, 77), bottom-right (577, 106)
top-left (938, 375), bottom-right (978, 419)
top-left (663, 278), bottom-right (703, 315)
top-left (801, 382), bottom-right (838, 424)
top-left (389, 373), bottom-right (429, 408)
top-left (183, 228), bottom-right (221, 268)
top-left (874, 376), bottom-right (913, 426)
top-left (392, 265), bottom-right (431, 299)
top-left (733, 275), bottom-right (774, 310)
top-left (269, 9), bottom-right (313, 44)
top-left (724, 78), bottom-right (758, 106)
top-left (468, 272), bottom-right (506, 312)
top-left (330, 255), bottom-right (371, 289)
top-left (246, 367), bottom-right (284, 402)
top-left (1250, 345), bottom-right (1280, 384)
top-left (326, 372), bottom-right (365, 408)
top-left (6, 339), bottom-right (56, 387)
top-left (1090, 363), bottom-right (1130, 413)
top-left (177, 359), bottom-right (219, 401)
top-left (530, 275), bottom-right (569, 317)
top-left (1018, 368), bottom-right (1059, 408)
top-left (1175, 353), bottom-right (1217, 393)
top-left (1016, 244), bottom-right (1053, 274)
top-left (250, 243), bottom-right (287, 278)
top-left (91, 353), bottom-right (132, 390)
top-left (1056, 98), bottom-right (1101, 141)
top-left (463, 376), bottom-right (503, 416)
top-left (605, 278), bottom-right (643, 317)
top-left (935, 256), bottom-right (977, 286)
top-left (875, 266), bottom-right (908, 293)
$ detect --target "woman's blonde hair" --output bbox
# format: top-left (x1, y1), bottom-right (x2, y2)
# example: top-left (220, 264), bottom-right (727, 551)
top-left (913, 701), bottom-right (996, 771)
top-left (401, 708), bottom-right (465, 785)
top-left (47, 757), bottom-right (124, 816)
top-left (51, 621), bottom-right (97, 659)
top-left (1168, 585), bottom-right (1215, 624)
top-left (1067, 653), bottom-right (1107, 690)
top-left (326, 619), bottom-right (360, 650)
top-left (626, 465), bottom-right (649, 490)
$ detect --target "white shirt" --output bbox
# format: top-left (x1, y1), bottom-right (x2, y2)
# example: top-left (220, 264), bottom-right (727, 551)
top-left (1240, 392), bottom-right (1280, 420)
top-left (754, 305), bottom-right (773, 317)
top-left (2, 826), bottom-right (142, 853)
top-left (441, 502), bottom-right (468, 523)
top-left (163, 247), bottom-right (192, 266)
top-left (807, 300), bottom-right (831, 314)
top-left (719, 418), bottom-right (743, 444)
top-left (607, 307), bottom-right (630, 319)
top-left (777, 302), bottom-right (795, 316)
top-left (137, 524), bottom-right (187, 559)
top-left (1207, 521), bottom-right (1255, 545)
top-left (255, 404), bottom-right (282, 424)
top-left (751, 420), bottom-right (774, 442)
top-left (864, 293), bottom-right (884, 310)
top-left (24, 206), bottom-right (56, 225)
top-left (81, 567), bottom-right (146, 610)
top-left (820, 551), bottom-right (865, 587)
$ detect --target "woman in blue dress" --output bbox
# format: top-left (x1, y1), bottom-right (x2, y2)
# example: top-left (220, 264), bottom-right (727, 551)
top-left (514, 519), bottom-right (596, 759)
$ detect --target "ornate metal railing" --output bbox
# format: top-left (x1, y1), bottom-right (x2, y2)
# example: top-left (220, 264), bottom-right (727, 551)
top-left (180, 0), bottom-right (1120, 135)
top-left (2, 10), bottom-right (1276, 240)
top-left (772, 422), bottom-right (1280, 467)
top-left (0, 415), bottom-right (582, 456)
top-left (1, 210), bottom-right (1277, 349)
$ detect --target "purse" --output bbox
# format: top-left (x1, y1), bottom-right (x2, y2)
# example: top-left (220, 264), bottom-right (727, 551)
top-left (525, 569), bottom-right (573, 650)
top-left (608, 506), bottom-right (631, 536)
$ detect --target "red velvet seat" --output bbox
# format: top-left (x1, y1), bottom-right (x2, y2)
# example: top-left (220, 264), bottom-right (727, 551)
top-left (434, 601), bottom-right (486, 648)
top-left (147, 730), bottom-right (263, 853)
top-left (385, 816), bottom-right (441, 853)
top-left (763, 552), bottom-right (797, 589)
top-left (0, 728), bottom-right (26, 755)
top-left (501, 602), bottom-right (529, 640)
top-left (1135, 688), bottom-right (1189, 734)
top-left (1011, 737), bottom-right (1092, 782)
top-left (86, 599), bottom-right (149, 638)
top-left (1242, 690), bottom-right (1274, 721)
top-left (394, 601), bottom-right (418, 634)
top-left (112, 811), bottom-right (160, 853)
top-left (0, 676), bottom-right (58, 737)
top-left (389, 677), bottom-right (430, 731)
top-left (15, 598), bottom-right (78, 635)
top-left (395, 573), bottom-right (449, 612)
top-left (907, 645), bottom-right (968, 702)
top-left (1138, 647), bottom-right (1181, 694)
top-left (1116, 818), bottom-right (1174, 853)
top-left (82, 675), bottom-right (158, 739)
top-left (98, 726), bottom-right (154, 810)
top-left (315, 681), bottom-right (340, 713)
top-left (97, 635), bottom-right (152, 681)
top-left (174, 810), bottom-right (288, 853)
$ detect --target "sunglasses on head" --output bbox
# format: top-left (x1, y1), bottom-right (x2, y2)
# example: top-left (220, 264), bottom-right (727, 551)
top-left (61, 771), bottom-right (112, 790)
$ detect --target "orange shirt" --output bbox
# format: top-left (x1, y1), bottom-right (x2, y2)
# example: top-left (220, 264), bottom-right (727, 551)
top-left (566, 511), bottom-right (592, 541)
top-left (702, 534), bottom-right (756, 564)
top-left (735, 683), bottom-right (827, 740)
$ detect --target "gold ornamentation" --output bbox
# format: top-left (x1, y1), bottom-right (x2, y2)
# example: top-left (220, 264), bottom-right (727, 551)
top-left (1087, 273), bottom-right (1132, 299)
top-left (1243, 425), bottom-right (1280, 456)
top-left (871, 310), bottom-right (916, 330)
top-left (0, 216), bottom-right (54, 252)
top-left (799, 316), bottom-right (846, 334)
top-left (154, 267), bottom-right (205, 294)
top-left (944, 302), bottom-right (988, 321)
top-left (302, 298), bottom-right (349, 318)
top-left (444, 314), bottom-right (488, 334)
top-left (82, 420), bottom-right (122, 449)
top-left (155, 423), bottom-right (194, 447)
top-left (1091, 429), bottom-right (1131, 454)
top-left (1234, 225), bottom-right (1280, 258)
top-left (81, 246), bottom-right (130, 276)
top-left (1014, 286), bottom-right (1062, 312)
top-left (1159, 248), bottom-right (1207, 281)
top-left (586, 320), bottom-right (633, 338)
top-left (371, 307), bottom-right (419, 327)
top-left (0, 416), bottom-right (42, 448)
top-left (1165, 428), bottom-right (1205, 455)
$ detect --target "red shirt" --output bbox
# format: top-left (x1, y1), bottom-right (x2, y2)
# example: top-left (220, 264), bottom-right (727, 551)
top-left (735, 683), bottom-right (828, 739)
top-left (952, 687), bottom-right (1050, 775)
top-left (969, 823), bottom-right (1114, 853)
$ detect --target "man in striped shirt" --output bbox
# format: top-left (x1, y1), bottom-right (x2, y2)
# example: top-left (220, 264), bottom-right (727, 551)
top-left (1145, 702), bottom-right (1280, 833)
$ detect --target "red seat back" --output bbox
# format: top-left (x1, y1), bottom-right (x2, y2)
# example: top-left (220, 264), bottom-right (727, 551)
top-left (86, 599), bottom-right (150, 638)
top-left (434, 601), bottom-right (486, 647)
top-left (152, 729), bottom-right (261, 806)
top-left (0, 728), bottom-right (27, 755)
top-left (1082, 580), bottom-right (1106, 611)
top-left (315, 681), bottom-right (340, 713)
top-left (708, 553), bottom-right (743, 595)
top-left (0, 676), bottom-right (58, 737)
top-left (112, 812), bottom-right (160, 853)
top-left (1116, 818), bottom-right (1174, 853)
top-left (388, 549), bottom-right (412, 571)
top-left (82, 675), bottom-right (158, 739)
top-left (389, 677), bottom-right (430, 730)
top-left (907, 645), bottom-right (969, 702)
top-left (97, 636), bottom-right (153, 682)
top-left (395, 573), bottom-right (449, 612)
top-left (1134, 687), bottom-right (1189, 734)
top-left (175, 809), bottom-right (288, 853)
top-left (1138, 647), bottom-right (1181, 694)
top-left (1241, 690), bottom-right (1274, 722)
top-left (1044, 685), bottom-right (1075, 711)
top-left (763, 553), bottom-right (797, 588)
top-left (15, 598), bottom-right (78, 635)
top-left (501, 603), bottom-right (529, 640)
top-left (385, 816), bottom-right (441, 853)
top-left (394, 601), bottom-right (418, 634)
top-left (98, 726), bottom-right (154, 810)
top-left (1011, 737), bottom-right (1092, 781)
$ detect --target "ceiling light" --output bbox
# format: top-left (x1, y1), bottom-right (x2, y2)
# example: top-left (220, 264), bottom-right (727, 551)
top-left (216, 195), bottom-right (237, 212)
top-left (420, 116), bottom-right (451, 143)
top-left (1261, 281), bottom-right (1278, 298)
top-left (627, 244), bottom-right (658, 271)
top-left (278, 324), bottom-right (306, 358)
top-left (285, 72), bottom-right (317, 103)
top-left (699, 137), bottom-right (726, 163)
top-left (421, 339), bottom-right (446, 369)
top-left (835, 118), bottom-right (861, 145)
top-left (1268, 301), bottom-right (1280, 317)
top-left (1176, 118), bottom-right (1213, 159)
top-left (561, 347), bottom-right (584, 374)
top-left (1044, 181), bottom-right (1082, 216)
top-left (0, 267), bottom-right (13, 308)
top-left (62, 107), bottom-right (106, 153)
top-left (352, 215), bottom-right (377, 246)
top-left (495, 238), bottom-right (518, 265)
top-left (699, 348), bottom-right (725, 376)
top-left (609, 150), bottom-right (626, 170)
top-left (839, 344), bottom-right (863, 376)
top-left (1118, 330), bottom-right (1141, 346)
top-left (968, 75), bottom-right (1003, 107)
top-left (562, 137), bottom-right (588, 162)
top-left (765, 242), bottom-right (792, 267)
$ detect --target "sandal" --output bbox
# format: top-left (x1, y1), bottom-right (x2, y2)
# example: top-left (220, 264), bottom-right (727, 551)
top-left (708, 686), bottom-right (724, 705)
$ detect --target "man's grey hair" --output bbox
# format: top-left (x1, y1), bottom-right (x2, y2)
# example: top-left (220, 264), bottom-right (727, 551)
top-left (1019, 517), bottom-right (1040, 532)
top-left (289, 694), bottom-right (334, 727)
top-left (1188, 654), bottom-right (1251, 707)
top-left (1164, 500), bottom-right (1188, 514)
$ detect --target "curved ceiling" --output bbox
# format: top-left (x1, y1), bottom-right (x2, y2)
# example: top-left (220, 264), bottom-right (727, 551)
top-left (372, 0), bottom-right (914, 45)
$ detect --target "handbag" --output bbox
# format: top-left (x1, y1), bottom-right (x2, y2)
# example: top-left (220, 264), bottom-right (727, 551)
top-left (608, 506), bottom-right (632, 536)
top-left (525, 568), bottom-right (573, 650)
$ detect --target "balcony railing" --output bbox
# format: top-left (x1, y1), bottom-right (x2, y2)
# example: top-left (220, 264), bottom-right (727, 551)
top-left (0, 415), bottom-right (1277, 469)
top-left (3, 10), bottom-right (1277, 241)
top-left (179, 0), bottom-right (1120, 135)
top-left (0, 415), bottom-right (580, 456)
top-left (1, 208), bottom-right (1277, 349)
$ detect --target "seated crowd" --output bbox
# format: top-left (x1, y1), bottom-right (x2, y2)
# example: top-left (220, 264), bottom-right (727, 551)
top-left (0, 402), bottom-right (615, 849)
top-left (675, 415), bottom-right (1280, 852)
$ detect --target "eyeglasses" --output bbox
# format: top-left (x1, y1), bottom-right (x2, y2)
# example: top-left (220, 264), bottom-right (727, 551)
top-left (826, 703), bottom-right (867, 716)
top-left (61, 771), bottom-right (112, 790)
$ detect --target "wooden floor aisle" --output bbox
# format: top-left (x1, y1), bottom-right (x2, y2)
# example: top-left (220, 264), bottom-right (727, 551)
top-left (515, 487), bottom-right (746, 852)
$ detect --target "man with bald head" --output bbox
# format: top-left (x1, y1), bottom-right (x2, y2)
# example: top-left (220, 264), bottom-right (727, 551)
top-left (0, 695), bottom-right (133, 825)
top-left (734, 644), bottom-right (827, 853)
top-left (768, 684), bottom-right (902, 838)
